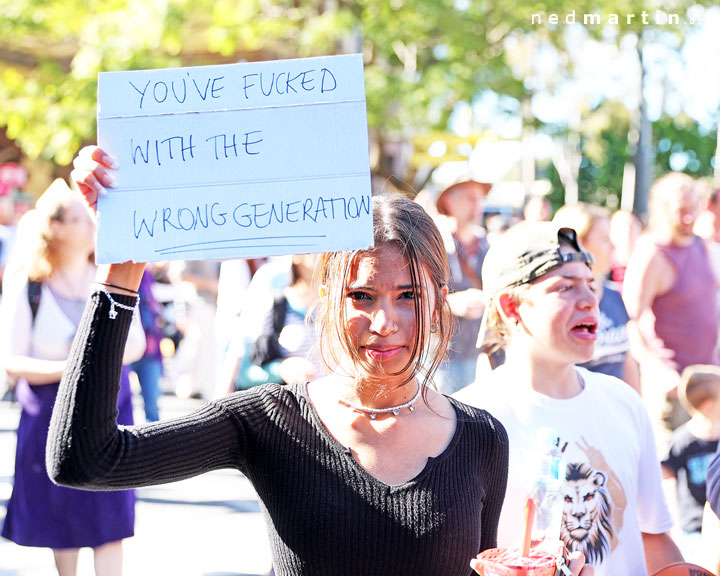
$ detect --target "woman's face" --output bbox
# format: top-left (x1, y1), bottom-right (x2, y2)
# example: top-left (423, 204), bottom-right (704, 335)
top-left (53, 200), bottom-right (96, 256)
top-left (582, 217), bottom-right (613, 277)
top-left (343, 243), bottom-right (436, 382)
top-left (514, 249), bottom-right (599, 366)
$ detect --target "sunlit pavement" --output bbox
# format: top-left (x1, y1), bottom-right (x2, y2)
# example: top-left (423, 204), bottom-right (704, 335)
top-left (0, 394), bottom-right (273, 576)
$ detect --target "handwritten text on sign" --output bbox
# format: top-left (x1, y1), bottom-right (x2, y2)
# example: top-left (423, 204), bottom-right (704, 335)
top-left (96, 54), bottom-right (373, 263)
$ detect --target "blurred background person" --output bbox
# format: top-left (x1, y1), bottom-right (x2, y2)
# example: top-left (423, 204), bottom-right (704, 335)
top-left (608, 208), bottom-right (643, 288)
top-left (661, 365), bottom-right (720, 564)
top-left (217, 256), bottom-right (294, 396)
top-left (693, 181), bottom-right (720, 357)
top-left (522, 194), bottom-right (552, 222)
top-left (701, 502), bottom-right (720, 576)
top-left (168, 259), bottom-right (221, 400)
top-left (553, 202), bottom-right (640, 392)
top-left (0, 179), bottom-right (144, 576)
top-left (433, 174), bottom-right (491, 394)
top-left (483, 212), bottom-right (518, 247)
top-left (693, 180), bottom-right (720, 245)
top-left (235, 253), bottom-right (322, 389)
top-left (129, 268), bottom-right (165, 422)
top-left (0, 188), bottom-right (16, 297)
top-left (0, 188), bottom-right (17, 399)
top-left (213, 258), bottom-right (265, 398)
top-left (623, 172), bottom-right (719, 450)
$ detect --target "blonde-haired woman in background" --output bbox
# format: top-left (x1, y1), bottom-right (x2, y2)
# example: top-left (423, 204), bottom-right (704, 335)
top-left (0, 179), bottom-right (144, 576)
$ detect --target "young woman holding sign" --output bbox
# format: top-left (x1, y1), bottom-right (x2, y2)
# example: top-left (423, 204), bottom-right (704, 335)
top-left (47, 146), bottom-right (594, 576)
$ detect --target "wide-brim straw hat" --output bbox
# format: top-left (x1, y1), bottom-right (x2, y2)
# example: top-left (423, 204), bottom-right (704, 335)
top-left (435, 170), bottom-right (493, 216)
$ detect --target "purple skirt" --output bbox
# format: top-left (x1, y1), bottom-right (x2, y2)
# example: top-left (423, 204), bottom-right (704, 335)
top-left (1, 369), bottom-right (136, 549)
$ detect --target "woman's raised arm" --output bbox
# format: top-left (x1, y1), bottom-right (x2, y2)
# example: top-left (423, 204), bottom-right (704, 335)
top-left (46, 146), bottom-right (245, 491)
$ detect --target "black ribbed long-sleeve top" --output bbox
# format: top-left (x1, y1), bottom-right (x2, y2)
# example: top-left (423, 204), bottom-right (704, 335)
top-left (47, 292), bottom-right (508, 576)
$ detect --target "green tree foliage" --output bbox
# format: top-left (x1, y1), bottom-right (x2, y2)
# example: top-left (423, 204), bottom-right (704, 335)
top-left (0, 0), bottom-right (192, 164)
top-left (653, 113), bottom-right (717, 178)
top-left (544, 106), bottom-right (718, 214)
top-left (0, 0), bottom-right (714, 193)
top-left (0, 0), bottom-right (522, 178)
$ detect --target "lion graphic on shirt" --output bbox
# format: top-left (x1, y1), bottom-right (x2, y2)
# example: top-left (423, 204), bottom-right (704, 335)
top-left (561, 462), bottom-right (614, 565)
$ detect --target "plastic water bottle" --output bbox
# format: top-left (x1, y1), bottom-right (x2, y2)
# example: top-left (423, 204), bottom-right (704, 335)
top-left (528, 428), bottom-right (566, 554)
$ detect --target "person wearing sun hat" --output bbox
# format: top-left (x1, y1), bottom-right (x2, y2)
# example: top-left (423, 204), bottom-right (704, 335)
top-left (432, 170), bottom-right (493, 394)
top-left (456, 220), bottom-right (683, 575)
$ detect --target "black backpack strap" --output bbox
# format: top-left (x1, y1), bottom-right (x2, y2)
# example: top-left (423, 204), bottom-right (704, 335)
top-left (272, 294), bottom-right (288, 335)
top-left (27, 280), bottom-right (42, 325)
top-left (248, 294), bottom-right (289, 367)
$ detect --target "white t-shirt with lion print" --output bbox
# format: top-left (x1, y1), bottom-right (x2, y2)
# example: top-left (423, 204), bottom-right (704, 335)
top-left (455, 366), bottom-right (673, 576)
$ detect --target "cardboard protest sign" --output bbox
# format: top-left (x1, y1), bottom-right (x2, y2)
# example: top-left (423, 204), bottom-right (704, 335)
top-left (96, 54), bottom-right (373, 263)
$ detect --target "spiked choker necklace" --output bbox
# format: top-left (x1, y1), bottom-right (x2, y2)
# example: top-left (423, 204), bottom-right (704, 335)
top-left (338, 384), bottom-right (422, 419)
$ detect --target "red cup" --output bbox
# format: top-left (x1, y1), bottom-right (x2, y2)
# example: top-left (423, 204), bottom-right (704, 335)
top-left (475, 547), bottom-right (558, 576)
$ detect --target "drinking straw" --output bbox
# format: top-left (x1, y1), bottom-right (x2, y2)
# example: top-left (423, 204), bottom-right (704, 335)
top-left (521, 497), bottom-right (535, 557)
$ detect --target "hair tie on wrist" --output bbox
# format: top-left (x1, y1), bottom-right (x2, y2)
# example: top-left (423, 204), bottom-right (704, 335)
top-left (94, 281), bottom-right (139, 295)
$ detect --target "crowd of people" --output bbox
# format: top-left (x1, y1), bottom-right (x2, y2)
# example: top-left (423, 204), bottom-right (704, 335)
top-left (1, 146), bottom-right (720, 575)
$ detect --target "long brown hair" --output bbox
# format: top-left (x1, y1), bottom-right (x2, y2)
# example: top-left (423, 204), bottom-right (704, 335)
top-left (313, 193), bottom-right (453, 392)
